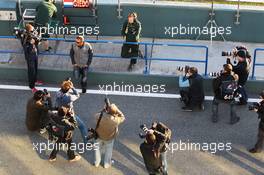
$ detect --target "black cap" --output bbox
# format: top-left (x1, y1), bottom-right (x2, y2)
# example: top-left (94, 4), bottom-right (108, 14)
top-left (237, 50), bottom-right (246, 59)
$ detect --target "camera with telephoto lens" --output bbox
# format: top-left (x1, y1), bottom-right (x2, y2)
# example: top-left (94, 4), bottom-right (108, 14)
top-left (42, 89), bottom-right (50, 107)
top-left (139, 124), bottom-right (149, 139)
top-left (14, 27), bottom-right (41, 44)
top-left (177, 66), bottom-right (190, 74)
top-left (222, 51), bottom-right (234, 57)
top-left (209, 72), bottom-right (222, 78)
top-left (248, 102), bottom-right (261, 111)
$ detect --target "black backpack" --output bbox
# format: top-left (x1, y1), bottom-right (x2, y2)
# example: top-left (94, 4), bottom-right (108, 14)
top-left (220, 80), bottom-right (238, 99)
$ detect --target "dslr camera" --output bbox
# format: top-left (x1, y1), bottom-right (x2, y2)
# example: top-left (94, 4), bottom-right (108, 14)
top-left (139, 124), bottom-right (149, 139)
top-left (248, 102), bottom-right (260, 111)
top-left (14, 27), bottom-right (41, 44)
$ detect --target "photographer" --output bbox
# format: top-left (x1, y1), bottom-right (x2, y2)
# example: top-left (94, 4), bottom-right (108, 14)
top-left (25, 90), bottom-right (52, 132)
top-left (49, 107), bottom-right (81, 162)
top-left (226, 47), bottom-right (251, 105)
top-left (18, 24), bottom-right (42, 92)
top-left (249, 91), bottom-right (264, 153)
top-left (140, 122), bottom-right (171, 175)
top-left (70, 36), bottom-right (93, 93)
top-left (212, 64), bottom-right (240, 124)
top-left (182, 67), bottom-right (205, 112)
top-left (55, 79), bottom-right (88, 144)
top-left (121, 12), bottom-right (142, 71)
top-left (93, 102), bottom-right (125, 168)
top-left (34, 0), bottom-right (57, 51)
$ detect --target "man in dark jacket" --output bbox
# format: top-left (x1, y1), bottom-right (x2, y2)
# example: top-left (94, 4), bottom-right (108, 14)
top-left (140, 133), bottom-right (165, 175)
top-left (249, 91), bottom-right (264, 153)
top-left (49, 107), bottom-right (81, 162)
top-left (182, 67), bottom-right (205, 112)
top-left (121, 12), bottom-right (142, 71)
top-left (227, 48), bottom-right (250, 105)
top-left (212, 64), bottom-right (240, 124)
top-left (21, 24), bottom-right (42, 92)
top-left (26, 90), bottom-right (52, 132)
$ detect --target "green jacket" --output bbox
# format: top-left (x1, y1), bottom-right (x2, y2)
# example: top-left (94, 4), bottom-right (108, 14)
top-left (121, 19), bottom-right (141, 42)
top-left (35, 0), bottom-right (57, 26)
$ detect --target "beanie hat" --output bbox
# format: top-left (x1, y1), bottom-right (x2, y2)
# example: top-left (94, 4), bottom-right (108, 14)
top-left (237, 50), bottom-right (246, 59)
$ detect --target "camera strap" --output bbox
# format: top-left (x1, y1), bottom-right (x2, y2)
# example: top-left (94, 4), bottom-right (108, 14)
top-left (95, 110), bottom-right (104, 130)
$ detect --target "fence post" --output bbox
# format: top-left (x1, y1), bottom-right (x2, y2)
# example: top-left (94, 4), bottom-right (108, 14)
top-left (204, 47), bottom-right (209, 76)
top-left (251, 49), bottom-right (257, 80)
top-left (144, 44), bottom-right (148, 74)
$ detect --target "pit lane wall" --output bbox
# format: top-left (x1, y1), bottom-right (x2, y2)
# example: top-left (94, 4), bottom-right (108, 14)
top-left (0, 0), bottom-right (264, 42)
top-left (0, 67), bottom-right (263, 95)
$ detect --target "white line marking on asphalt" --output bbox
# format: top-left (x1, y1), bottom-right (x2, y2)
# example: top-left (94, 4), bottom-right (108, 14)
top-left (0, 84), bottom-right (260, 103)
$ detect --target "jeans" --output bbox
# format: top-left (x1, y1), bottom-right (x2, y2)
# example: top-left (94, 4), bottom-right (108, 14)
top-left (76, 115), bottom-right (88, 144)
top-left (26, 58), bottom-right (38, 89)
top-left (73, 66), bottom-right (88, 90)
top-left (161, 151), bottom-right (168, 175)
top-left (212, 98), bottom-right (238, 123)
top-left (94, 138), bottom-right (114, 168)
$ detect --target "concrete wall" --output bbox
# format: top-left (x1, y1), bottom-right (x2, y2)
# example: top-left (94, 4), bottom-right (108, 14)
top-left (0, 0), bottom-right (264, 42)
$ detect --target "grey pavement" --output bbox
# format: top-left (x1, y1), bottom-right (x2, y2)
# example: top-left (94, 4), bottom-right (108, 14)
top-left (0, 87), bottom-right (264, 175)
top-left (0, 37), bottom-right (264, 79)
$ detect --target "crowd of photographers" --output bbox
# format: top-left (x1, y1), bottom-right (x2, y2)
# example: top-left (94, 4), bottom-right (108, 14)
top-left (25, 78), bottom-right (172, 174)
top-left (14, 0), bottom-right (264, 173)
top-left (178, 45), bottom-right (264, 155)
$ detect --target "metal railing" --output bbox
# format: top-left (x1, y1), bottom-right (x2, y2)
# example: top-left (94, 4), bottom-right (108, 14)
top-left (251, 48), bottom-right (264, 79)
top-left (0, 36), bottom-right (209, 75)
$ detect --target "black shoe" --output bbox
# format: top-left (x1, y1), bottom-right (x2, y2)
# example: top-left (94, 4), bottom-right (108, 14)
top-left (82, 89), bottom-right (87, 93)
top-left (230, 117), bottom-right (240, 125)
top-left (128, 64), bottom-right (134, 72)
top-left (249, 148), bottom-right (261, 153)
top-left (182, 106), bottom-right (193, 112)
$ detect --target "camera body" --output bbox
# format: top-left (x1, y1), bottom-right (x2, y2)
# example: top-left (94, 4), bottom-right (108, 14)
top-left (14, 27), bottom-right (41, 45)
top-left (249, 102), bottom-right (260, 111)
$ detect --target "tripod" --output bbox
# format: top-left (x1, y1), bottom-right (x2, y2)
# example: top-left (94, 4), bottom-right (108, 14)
top-left (196, 0), bottom-right (226, 43)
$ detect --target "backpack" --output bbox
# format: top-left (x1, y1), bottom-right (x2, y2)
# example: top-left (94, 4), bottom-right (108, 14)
top-left (220, 80), bottom-right (238, 99)
top-left (155, 122), bottom-right (172, 144)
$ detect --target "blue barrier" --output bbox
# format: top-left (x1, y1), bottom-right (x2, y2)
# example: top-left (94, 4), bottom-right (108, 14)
top-left (0, 36), bottom-right (209, 75)
top-left (251, 48), bottom-right (264, 79)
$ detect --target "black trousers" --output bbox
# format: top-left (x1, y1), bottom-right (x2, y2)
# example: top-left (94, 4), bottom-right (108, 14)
top-left (121, 43), bottom-right (139, 65)
top-left (212, 98), bottom-right (238, 123)
top-left (73, 67), bottom-right (88, 90)
top-left (26, 58), bottom-right (38, 89)
top-left (50, 137), bottom-right (75, 160)
top-left (254, 127), bottom-right (264, 152)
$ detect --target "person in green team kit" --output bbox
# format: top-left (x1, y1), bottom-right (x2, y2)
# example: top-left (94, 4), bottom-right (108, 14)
top-left (34, 0), bottom-right (57, 52)
top-left (121, 12), bottom-right (143, 71)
